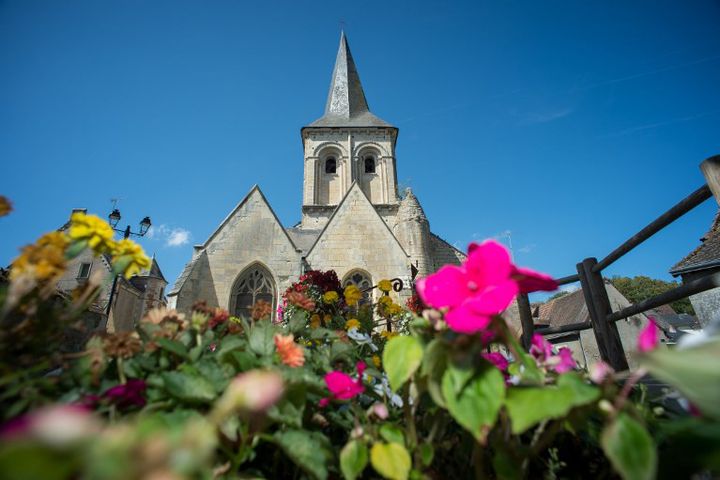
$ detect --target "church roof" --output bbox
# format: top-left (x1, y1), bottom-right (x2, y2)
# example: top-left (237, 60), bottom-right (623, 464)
top-left (306, 32), bottom-right (394, 129)
top-left (285, 227), bottom-right (322, 255)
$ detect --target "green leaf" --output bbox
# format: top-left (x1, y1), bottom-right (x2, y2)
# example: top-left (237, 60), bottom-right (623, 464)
top-left (155, 337), bottom-right (189, 359)
top-left (441, 362), bottom-right (505, 441)
top-left (418, 443), bottom-right (434, 468)
top-left (383, 335), bottom-right (423, 392)
top-left (370, 442), bottom-right (411, 480)
top-left (340, 440), bottom-right (368, 480)
top-left (505, 373), bottom-right (600, 434)
top-left (248, 320), bottom-right (275, 357)
top-left (289, 310), bottom-right (308, 334)
top-left (161, 371), bottom-right (217, 404)
top-left (274, 430), bottom-right (330, 480)
top-left (216, 335), bottom-right (245, 359)
top-left (601, 413), bottom-right (657, 480)
top-left (379, 424), bottom-right (405, 446)
top-left (642, 337), bottom-right (720, 419)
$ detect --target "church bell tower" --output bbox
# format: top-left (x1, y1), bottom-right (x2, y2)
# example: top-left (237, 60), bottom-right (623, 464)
top-left (300, 33), bottom-right (399, 227)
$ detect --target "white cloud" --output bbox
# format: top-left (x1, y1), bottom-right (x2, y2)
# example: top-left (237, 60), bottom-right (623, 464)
top-left (559, 282), bottom-right (581, 294)
top-left (147, 224), bottom-right (191, 247)
top-left (166, 228), bottom-right (190, 247)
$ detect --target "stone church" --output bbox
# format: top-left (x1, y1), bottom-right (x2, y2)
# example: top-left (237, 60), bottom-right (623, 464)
top-left (167, 33), bottom-right (464, 318)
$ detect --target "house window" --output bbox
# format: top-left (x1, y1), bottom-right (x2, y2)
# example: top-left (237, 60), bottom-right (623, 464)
top-left (364, 156), bottom-right (376, 173)
top-left (77, 262), bottom-right (92, 280)
top-left (343, 270), bottom-right (373, 305)
top-left (231, 264), bottom-right (276, 320)
top-left (325, 157), bottom-right (337, 174)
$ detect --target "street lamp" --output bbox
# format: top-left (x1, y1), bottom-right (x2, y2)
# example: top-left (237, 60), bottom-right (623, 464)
top-left (107, 208), bottom-right (152, 239)
top-left (105, 208), bottom-right (152, 319)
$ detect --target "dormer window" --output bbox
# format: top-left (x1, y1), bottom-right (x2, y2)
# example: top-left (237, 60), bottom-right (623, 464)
top-left (364, 156), bottom-right (376, 173)
top-left (325, 157), bottom-right (337, 174)
top-left (77, 262), bottom-right (91, 280)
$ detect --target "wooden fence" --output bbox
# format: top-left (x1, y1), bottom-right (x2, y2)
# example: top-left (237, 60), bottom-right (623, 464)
top-left (516, 155), bottom-right (720, 371)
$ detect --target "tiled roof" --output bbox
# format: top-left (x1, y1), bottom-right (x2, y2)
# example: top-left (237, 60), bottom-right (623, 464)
top-left (670, 208), bottom-right (720, 276)
top-left (535, 290), bottom-right (588, 327)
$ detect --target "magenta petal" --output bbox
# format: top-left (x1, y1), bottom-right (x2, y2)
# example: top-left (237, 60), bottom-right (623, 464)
top-left (416, 265), bottom-right (469, 308)
top-left (553, 348), bottom-right (576, 373)
top-left (445, 303), bottom-right (492, 334)
top-left (324, 371), bottom-right (356, 395)
top-left (465, 240), bottom-right (512, 287)
top-left (465, 280), bottom-right (519, 316)
top-left (512, 267), bottom-right (558, 293)
top-left (482, 352), bottom-right (509, 371)
top-left (637, 317), bottom-right (659, 353)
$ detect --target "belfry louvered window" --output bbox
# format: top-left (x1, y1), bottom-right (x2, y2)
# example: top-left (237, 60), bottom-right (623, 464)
top-left (325, 157), bottom-right (337, 174)
top-left (232, 264), bottom-right (276, 320)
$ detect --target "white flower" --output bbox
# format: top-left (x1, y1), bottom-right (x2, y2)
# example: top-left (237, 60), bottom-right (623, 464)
top-left (347, 327), bottom-right (378, 352)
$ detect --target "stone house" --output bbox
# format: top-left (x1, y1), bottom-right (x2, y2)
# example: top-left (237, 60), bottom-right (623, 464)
top-left (533, 283), bottom-right (659, 370)
top-left (167, 33), bottom-right (465, 318)
top-left (670, 209), bottom-right (720, 327)
top-left (56, 209), bottom-right (168, 332)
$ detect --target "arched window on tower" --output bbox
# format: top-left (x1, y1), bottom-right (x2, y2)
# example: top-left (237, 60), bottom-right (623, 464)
top-left (325, 157), bottom-right (337, 174)
top-left (364, 156), bottom-right (376, 174)
top-left (343, 270), bottom-right (373, 305)
top-left (231, 264), bottom-right (276, 320)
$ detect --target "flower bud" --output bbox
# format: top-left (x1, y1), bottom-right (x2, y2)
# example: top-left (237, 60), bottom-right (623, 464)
top-left (211, 370), bottom-right (284, 423)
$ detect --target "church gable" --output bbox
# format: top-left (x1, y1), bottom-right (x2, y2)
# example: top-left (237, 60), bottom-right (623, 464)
top-left (306, 182), bottom-right (409, 287)
top-left (179, 186), bottom-right (301, 312)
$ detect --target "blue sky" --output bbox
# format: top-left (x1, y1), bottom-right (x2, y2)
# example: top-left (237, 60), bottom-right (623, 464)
top-left (2, 0), bottom-right (719, 299)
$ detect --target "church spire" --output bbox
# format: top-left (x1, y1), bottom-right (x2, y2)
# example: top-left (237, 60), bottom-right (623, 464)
top-left (307, 32), bottom-right (393, 128)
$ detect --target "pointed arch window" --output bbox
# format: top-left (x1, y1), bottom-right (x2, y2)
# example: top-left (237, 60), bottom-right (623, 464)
top-left (343, 270), bottom-right (373, 305)
top-left (231, 264), bottom-right (276, 320)
top-left (325, 157), bottom-right (337, 174)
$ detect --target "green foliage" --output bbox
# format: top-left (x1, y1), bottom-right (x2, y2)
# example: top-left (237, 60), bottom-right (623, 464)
top-left (610, 275), bottom-right (695, 315)
top-left (1, 256), bottom-right (719, 480)
top-left (601, 413), bottom-right (657, 480)
top-left (340, 440), bottom-right (368, 480)
top-left (370, 442), bottom-right (411, 480)
top-left (382, 335), bottom-right (423, 392)
top-left (642, 337), bottom-right (720, 419)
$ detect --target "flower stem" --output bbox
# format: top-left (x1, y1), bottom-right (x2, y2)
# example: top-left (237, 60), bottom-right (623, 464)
top-left (116, 357), bottom-right (127, 384)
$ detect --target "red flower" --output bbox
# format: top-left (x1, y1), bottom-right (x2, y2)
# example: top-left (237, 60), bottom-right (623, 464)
top-left (103, 379), bottom-right (147, 409)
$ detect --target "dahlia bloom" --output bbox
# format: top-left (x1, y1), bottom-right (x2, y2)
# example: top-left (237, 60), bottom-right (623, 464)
top-left (103, 379), bottom-right (147, 409)
top-left (319, 361), bottom-right (366, 407)
top-left (274, 333), bottom-right (305, 367)
top-left (416, 240), bottom-right (557, 334)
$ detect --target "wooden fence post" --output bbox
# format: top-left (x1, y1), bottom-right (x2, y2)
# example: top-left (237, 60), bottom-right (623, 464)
top-left (517, 293), bottom-right (534, 350)
top-left (577, 258), bottom-right (629, 371)
top-left (700, 154), bottom-right (720, 206)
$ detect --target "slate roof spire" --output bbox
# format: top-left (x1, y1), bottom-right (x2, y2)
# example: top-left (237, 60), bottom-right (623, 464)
top-left (307, 32), bottom-right (393, 128)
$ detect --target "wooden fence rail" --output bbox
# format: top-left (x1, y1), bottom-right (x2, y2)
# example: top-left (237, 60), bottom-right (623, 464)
top-left (519, 155), bottom-right (720, 371)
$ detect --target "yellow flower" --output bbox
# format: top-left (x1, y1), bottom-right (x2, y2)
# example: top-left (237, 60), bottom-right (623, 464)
top-left (380, 331), bottom-right (398, 340)
top-left (378, 279), bottom-right (393, 293)
top-left (68, 212), bottom-right (116, 254)
top-left (378, 296), bottom-right (392, 307)
top-left (322, 291), bottom-right (339, 304)
top-left (323, 314), bottom-right (332, 325)
top-left (344, 284), bottom-right (363, 306)
top-left (372, 355), bottom-right (381, 368)
top-left (345, 318), bottom-right (361, 331)
top-left (310, 314), bottom-right (321, 329)
top-left (11, 231), bottom-right (69, 282)
top-left (0, 196), bottom-right (13, 217)
top-left (111, 239), bottom-right (151, 279)
top-left (387, 303), bottom-right (404, 316)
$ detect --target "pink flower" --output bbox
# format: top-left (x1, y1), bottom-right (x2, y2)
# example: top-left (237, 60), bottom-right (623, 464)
top-left (551, 348), bottom-right (576, 373)
top-left (530, 334), bottom-right (553, 361)
top-left (482, 352), bottom-right (509, 372)
top-left (416, 240), bottom-right (557, 334)
top-left (589, 361), bottom-right (614, 384)
top-left (103, 379), bottom-right (147, 409)
top-left (319, 361), bottom-right (366, 407)
top-left (638, 316), bottom-right (660, 353)
top-left (530, 334), bottom-right (576, 373)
